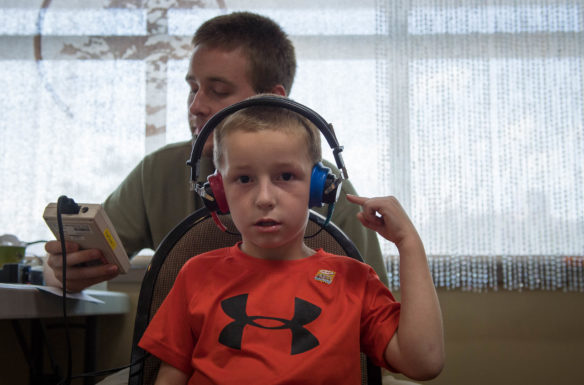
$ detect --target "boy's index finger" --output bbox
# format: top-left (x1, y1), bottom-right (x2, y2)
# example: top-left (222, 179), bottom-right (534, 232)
top-left (345, 194), bottom-right (369, 206)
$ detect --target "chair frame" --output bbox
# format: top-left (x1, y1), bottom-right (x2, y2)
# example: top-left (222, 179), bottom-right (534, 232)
top-left (129, 207), bottom-right (381, 385)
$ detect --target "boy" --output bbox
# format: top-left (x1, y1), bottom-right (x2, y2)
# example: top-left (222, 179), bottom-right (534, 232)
top-left (138, 99), bottom-right (444, 384)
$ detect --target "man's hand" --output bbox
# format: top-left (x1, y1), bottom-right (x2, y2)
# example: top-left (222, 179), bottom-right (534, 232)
top-left (44, 240), bottom-right (119, 292)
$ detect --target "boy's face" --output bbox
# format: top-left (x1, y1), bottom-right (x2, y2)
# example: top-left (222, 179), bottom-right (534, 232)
top-left (220, 128), bottom-right (313, 260)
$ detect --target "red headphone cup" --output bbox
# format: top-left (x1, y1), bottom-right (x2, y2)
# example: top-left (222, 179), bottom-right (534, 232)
top-left (207, 172), bottom-right (230, 214)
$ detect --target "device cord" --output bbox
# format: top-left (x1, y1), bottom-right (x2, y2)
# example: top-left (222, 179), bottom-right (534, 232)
top-left (54, 195), bottom-right (152, 384)
top-left (69, 353), bottom-right (149, 380)
top-left (56, 195), bottom-right (77, 385)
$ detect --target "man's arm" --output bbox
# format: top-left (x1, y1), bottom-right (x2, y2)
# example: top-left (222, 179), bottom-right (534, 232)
top-left (347, 194), bottom-right (444, 380)
top-left (44, 141), bottom-right (199, 291)
top-left (103, 159), bottom-right (153, 257)
top-left (43, 160), bottom-right (149, 292)
top-left (104, 140), bottom-right (197, 255)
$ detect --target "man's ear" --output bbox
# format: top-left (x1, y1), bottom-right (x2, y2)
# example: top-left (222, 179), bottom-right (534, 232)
top-left (270, 84), bottom-right (287, 97)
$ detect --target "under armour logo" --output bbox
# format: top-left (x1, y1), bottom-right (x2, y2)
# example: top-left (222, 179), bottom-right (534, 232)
top-left (219, 294), bottom-right (321, 355)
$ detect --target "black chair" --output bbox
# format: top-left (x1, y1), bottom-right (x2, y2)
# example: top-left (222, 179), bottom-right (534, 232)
top-left (128, 207), bottom-right (382, 385)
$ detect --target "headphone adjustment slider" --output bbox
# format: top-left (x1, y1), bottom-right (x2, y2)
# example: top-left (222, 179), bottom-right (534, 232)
top-left (194, 184), bottom-right (215, 202)
top-left (327, 123), bottom-right (338, 139)
top-left (332, 146), bottom-right (348, 180)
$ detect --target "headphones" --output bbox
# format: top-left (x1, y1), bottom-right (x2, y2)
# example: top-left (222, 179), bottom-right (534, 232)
top-left (187, 95), bottom-right (348, 230)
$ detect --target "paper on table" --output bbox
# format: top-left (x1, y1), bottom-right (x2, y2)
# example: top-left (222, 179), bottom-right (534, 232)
top-left (0, 283), bottom-right (105, 304)
top-left (37, 286), bottom-right (105, 304)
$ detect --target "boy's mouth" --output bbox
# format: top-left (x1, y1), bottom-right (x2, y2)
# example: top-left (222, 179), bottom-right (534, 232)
top-left (255, 219), bottom-right (280, 227)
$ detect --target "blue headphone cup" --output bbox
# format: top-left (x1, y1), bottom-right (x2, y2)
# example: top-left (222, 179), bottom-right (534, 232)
top-left (309, 162), bottom-right (329, 208)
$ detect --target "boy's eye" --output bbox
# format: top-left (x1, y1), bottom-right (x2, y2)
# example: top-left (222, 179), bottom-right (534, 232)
top-left (238, 175), bottom-right (250, 183)
top-left (280, 172), bottom-right (293, 181)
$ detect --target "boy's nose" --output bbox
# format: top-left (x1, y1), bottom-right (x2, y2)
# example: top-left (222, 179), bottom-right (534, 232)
top-left (255, 179), bottom-right (276, 210)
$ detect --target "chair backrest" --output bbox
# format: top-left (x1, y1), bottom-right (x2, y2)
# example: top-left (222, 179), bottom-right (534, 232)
top-left (129, 208), bottom-right (382, 385)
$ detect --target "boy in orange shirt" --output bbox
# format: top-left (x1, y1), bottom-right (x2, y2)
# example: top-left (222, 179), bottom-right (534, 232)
top-left (138, 96), bottom-right (444, 384)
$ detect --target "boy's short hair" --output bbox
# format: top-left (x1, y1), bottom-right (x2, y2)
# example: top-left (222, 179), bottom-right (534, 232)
top-left (213, 96), bottom-right (322, 170)
top-left (193, 12), bottom-right (296, 95)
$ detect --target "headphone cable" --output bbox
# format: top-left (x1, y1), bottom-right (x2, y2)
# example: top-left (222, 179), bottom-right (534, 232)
top-left (304, 203), bottom-right (335, 239)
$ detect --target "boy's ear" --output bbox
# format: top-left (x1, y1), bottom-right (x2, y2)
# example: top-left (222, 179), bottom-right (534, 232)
top-left (269, 84), bottom-right (287, 97)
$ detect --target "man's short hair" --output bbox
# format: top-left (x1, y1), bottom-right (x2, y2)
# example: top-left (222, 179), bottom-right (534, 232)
top-left (193, 12), bottom-right (296, 95)
top-left (214, 96), bottom-right (322, 170)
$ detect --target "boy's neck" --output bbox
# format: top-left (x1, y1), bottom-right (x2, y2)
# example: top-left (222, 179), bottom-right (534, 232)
top-left (239, 241), bottom-right (315, 261)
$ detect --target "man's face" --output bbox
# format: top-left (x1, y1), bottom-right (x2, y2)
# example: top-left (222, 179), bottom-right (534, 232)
top-left (186, 45), bottom-right (257, 156)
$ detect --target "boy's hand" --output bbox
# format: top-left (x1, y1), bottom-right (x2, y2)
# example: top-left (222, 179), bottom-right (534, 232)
top-left (346, 194), bottom-right (418, 247)
top-left (348, 194), bottom-right (444, 379)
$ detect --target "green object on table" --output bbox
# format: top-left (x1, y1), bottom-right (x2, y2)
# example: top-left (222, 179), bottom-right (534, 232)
top-left (0, 245), bottom-right (26, 268)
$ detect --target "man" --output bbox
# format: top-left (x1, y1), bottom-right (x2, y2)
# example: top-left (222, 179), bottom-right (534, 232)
top-left (45, 11), bottom-right (388, 292)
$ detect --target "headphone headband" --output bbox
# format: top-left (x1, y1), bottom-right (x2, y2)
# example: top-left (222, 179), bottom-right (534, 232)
top-left (187, 95), bottom-right (348, 187)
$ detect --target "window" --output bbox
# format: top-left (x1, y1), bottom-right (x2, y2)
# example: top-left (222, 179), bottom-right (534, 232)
top-left (1, 0), bottom-right (582, 291)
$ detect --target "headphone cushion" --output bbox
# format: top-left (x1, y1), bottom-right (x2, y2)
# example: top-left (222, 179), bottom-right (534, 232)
top-left (208, 172), bottom-right (230, 214)
top-left (309, 162), bottom-right (331, 208)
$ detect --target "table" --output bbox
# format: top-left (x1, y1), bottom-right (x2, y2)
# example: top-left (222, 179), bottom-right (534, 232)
top-left (0, 284), bottom-right (131, 385)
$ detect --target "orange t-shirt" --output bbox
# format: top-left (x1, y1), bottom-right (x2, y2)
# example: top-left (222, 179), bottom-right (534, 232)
top-left (139, 244), bottom-right (400, 384)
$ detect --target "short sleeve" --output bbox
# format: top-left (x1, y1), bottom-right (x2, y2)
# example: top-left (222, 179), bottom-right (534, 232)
top-left (138, 268), bottom-right (195, 375)
top-left (359, 267), bottom-right (401, 369)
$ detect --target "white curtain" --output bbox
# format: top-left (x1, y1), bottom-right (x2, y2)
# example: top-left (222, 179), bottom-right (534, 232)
top-left (379, 0), bottom-right (584, 292)
top-left (0, 0), bottom-right (582, 291)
